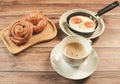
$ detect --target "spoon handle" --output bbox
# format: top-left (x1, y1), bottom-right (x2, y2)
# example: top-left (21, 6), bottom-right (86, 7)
top-left (96, 1), bottom-right (119, 16)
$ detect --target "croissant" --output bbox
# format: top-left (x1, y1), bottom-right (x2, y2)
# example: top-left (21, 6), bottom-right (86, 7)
top-left (23, 11), bottom-right (48, 34)
top-left (9, 20), bottom-right (33, 46)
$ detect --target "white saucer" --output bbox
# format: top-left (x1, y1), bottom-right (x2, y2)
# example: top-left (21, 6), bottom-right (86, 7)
top-left (50, 43), bottom-right (98, 80)
top-left (59, 9), bottom-right (105, 39)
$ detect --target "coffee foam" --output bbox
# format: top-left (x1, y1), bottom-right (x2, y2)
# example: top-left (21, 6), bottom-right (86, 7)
top-left (63, 42), bottom-right (87, 59)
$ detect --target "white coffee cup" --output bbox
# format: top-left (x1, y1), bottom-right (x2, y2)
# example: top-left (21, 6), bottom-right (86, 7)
top-left (61, 35), bottom-right (92, 67)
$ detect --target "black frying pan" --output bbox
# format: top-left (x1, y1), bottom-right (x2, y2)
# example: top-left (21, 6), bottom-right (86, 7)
top-left (66, 1), bottom-right (120, 34)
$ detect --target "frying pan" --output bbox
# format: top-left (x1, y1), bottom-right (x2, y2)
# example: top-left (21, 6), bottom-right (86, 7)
top-left (66, 1), bottom-right (120, 34)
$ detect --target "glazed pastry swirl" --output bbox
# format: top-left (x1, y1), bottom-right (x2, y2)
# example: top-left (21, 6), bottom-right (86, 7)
top-left (23, 11), bottom-right (48, 34)
top-left (9, 20), bottom-right (33, 45)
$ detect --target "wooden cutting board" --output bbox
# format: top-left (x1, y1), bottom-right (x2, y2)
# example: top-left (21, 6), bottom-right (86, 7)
top-left (0, 20), bottom-right (57, 54)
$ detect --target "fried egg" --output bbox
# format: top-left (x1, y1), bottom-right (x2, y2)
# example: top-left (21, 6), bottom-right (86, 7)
top-left (69, 16), bottom-right (96, 32)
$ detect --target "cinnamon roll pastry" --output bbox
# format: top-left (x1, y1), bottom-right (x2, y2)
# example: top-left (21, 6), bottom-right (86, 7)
top-left (23, 11), bottom-right (48, 34)
top-left (9, 20), bottom-right (33, 46)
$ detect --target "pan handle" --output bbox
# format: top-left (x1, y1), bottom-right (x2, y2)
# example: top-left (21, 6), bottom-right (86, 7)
top-left (96, 1), bottom-right (119, 16)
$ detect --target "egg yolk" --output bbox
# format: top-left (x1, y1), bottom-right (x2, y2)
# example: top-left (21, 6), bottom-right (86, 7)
top-left (84, 22), bottom-right (94, 28)
top-left (71, 17), bottom-right (82, 24)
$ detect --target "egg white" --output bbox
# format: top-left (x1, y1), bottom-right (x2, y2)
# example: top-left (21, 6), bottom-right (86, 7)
top-left (69, 16), bottom-right (96, 32)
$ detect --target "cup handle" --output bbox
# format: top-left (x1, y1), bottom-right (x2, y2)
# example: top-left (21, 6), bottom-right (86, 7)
top-left (87, 39), bottom-right (92, 44)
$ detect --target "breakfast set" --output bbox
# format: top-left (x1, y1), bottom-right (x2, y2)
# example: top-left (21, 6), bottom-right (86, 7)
top-left (0, 1), bottom-right (119, 80)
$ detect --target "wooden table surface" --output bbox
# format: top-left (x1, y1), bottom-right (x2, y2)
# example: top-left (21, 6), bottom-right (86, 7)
top-left (0, 0), bottom-right (120, 84)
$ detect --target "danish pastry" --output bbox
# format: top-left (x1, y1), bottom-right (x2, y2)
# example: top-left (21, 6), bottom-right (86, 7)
top-left (23, 11), bottom-right (48, 34)
top-left (9, 20), bottom-right (33, 45)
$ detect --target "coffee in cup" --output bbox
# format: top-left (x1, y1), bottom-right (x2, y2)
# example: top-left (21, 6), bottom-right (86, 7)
top-left (61, 35), bottom-right (92, 66)
top-left (63, 42), bottom-right (87, 59)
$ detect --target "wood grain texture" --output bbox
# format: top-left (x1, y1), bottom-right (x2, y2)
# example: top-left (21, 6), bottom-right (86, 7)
top-left (0, 0), bottom-right (120, 83)
top-left (0, 47), bottom-right (120, 72)
top-left (0, 71), bottom-right (119, 84)
top-left (0, 0), bottom-right (119, 4)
